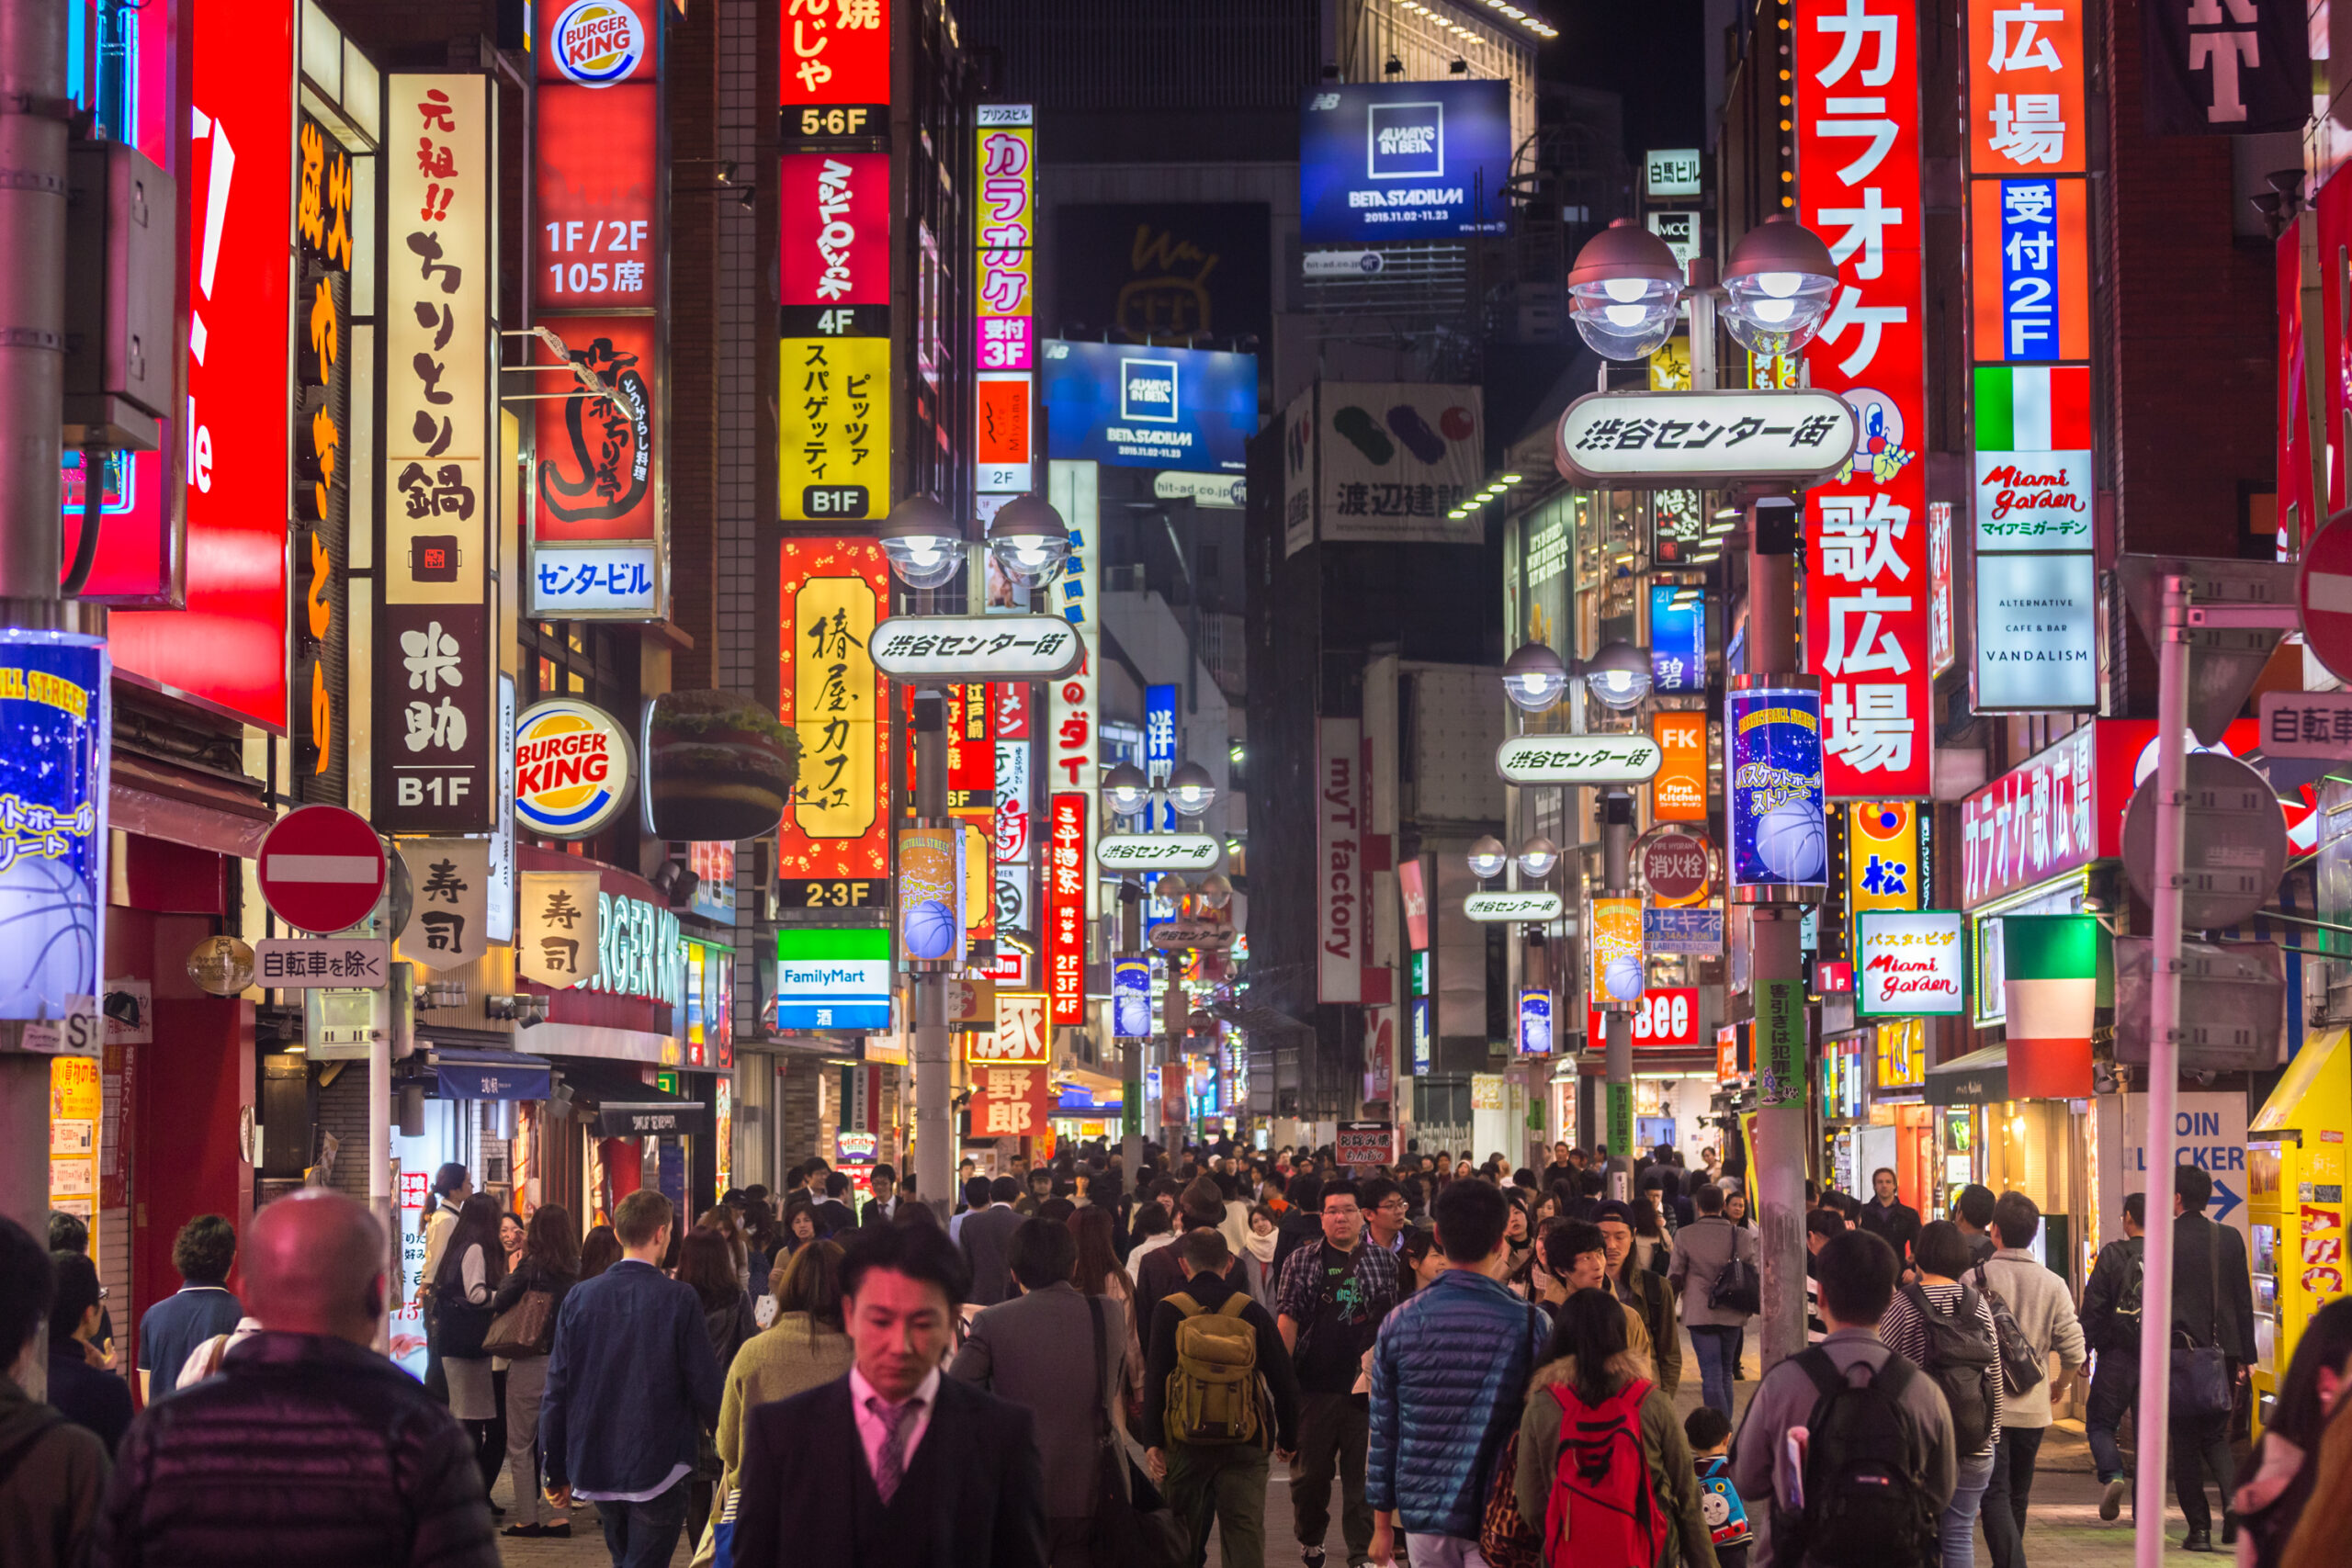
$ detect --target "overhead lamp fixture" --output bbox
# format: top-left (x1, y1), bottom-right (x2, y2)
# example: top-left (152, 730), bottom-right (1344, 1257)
top-left (1103, 761), bottom-right (1151, 818)
top-left (1516, 837), bottom-right (1560, 880)
top-left (1450, 57), bottom-right (1469, 73)
top-left (1166, 761), bottom-right (1218, 817)
top-left (985, 493), bottom-right (1071, 590)
top-left (1466, 836), bottom-right (1510, 881)
top-left (1195, 873), bottom-right (1234, 909)
top-left (1720, 215), bottom-right (1839, 358)
top-left (1502, 641), bottom-right (1570, 713)
top-left (1579, 639), bottom-right (1653, 710)
top-left (876, 494), bottom-right (965, 589)
top-left (1384, 53), bottom-right (1404, 75)
top-left (1566, 220), bottom-right (1685, 361)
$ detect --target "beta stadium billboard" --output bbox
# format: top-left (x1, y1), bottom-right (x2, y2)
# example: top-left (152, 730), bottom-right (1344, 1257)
top-left (1298, 81), bottom-right (1511, 246)
top-left (1040, 341), bottom-right (1258, 475)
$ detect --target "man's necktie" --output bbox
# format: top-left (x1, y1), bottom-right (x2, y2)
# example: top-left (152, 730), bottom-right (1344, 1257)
top-left (865, 1394), bottom-right (924, 1504)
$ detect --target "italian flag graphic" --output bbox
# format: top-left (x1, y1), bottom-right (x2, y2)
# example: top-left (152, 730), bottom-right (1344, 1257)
top-left (2003, 913), bottom-right (2102, 1099)
top-left (1974, 366), bottom-right (2092, 452)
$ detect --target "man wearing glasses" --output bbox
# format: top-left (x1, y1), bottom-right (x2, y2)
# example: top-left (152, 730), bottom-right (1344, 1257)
top-left (1359, 1179), bottom-right (1410, 1256)
top-left (1275, 1180), bottom-right (1402, 1568)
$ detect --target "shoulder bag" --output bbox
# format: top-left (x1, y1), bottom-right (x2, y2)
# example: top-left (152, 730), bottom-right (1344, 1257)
top-left (1710, 1229), bottom-right (1762, 1316)
top-left (481, 1268), bottom-right (558, 1359)
top-left (1088, 1293), bottom-right (1187, 1568)
top-left (2169, 1218), bottom-right (2233, 1420)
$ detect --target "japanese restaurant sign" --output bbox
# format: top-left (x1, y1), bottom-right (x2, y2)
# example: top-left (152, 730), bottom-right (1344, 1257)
top-left (779, 336), bottom-right (889, 522)
top-left (1967, 0), bottom-right (2085, 175)
top-left (777, 540), bottom-right (890, 880)
top-left (779, 0), bottom-right (889, 110)
top-left (1855, 909), bottom-right (1966, 1016)
top-left (1795, 0), bottom-right (1931, 798)
top-left (1046, 793), bottom-right (1088, 1024)
top-left (375, 74), bottom-right (496, 833)
top-left (295, 111), bottom-right (354, 795)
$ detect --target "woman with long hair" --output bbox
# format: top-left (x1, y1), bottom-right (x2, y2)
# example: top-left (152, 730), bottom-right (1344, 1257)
top-left (1068, 1204), bottom-right (1147, 1414)
top-left (696, 1204), bottom-right (751, 1294)
top-left (777, 1198), bottom-right (820, 1258)
top-left (2281, 1383), bottom-right (2352, 1568)
top-left (491, 1205), bottom-right (581, 1539)
top-left (1514, 1289), bottom-right (1715, 1568)
top-left (2238, 1297), bottom-right (2352, 1568)
top-left (577, 1223), bottom-right (621, 1280)
top-left (1503, 1192), bottom-right (1537, 1297)
top-left (1631, 1195), bottom-right (1673, 1276)
top-left (1238, 1203), bottom-right (1283, 1314)
top-left (433, 1192), bottom-right (509, 1500)
top-left (677, 1227), bottom-right (758, 1549)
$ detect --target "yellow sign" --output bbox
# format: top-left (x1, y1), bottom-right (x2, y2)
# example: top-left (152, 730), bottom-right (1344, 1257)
top-left (1589, 896), bottom-right (1645, 1009)
top-left (1875, 1016), bottom-right (1926, 1089)
top-left (1648, 334), bottom-right (1691, 390)
top-left (789, 564), bottom-right (882, 845)
top-left (49, 1055), bottom-right (99, 1214)
top-left (1847, 802), bottom-right (1922, 913)
top-left (778, 336), bottom-right (891, 523)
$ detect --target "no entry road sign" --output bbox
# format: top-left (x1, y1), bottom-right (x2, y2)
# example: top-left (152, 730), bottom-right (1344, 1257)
top-left (257, 806), bottom-right (388, 934)
top-left (2299, 512), bottom-right (2352, 682)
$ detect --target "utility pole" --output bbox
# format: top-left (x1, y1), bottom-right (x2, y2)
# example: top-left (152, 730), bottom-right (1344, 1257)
top-left (1162, 955), bottom-right (1186, 1158)
top-left (0, 0), bottom-right (72, 1237)
top-left (1119, 881), bottom-right (1143, 1179)
top-left (1602, 790), bottom-right (1634, 1199)
top-left (911, 694), bottom-right (952, 1217)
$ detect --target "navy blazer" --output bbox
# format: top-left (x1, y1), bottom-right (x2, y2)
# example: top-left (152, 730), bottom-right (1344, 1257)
top-left (538, 1258), bottom-right (723, 1495)
top-left (730, 1371), bottom-right (1046, 1568)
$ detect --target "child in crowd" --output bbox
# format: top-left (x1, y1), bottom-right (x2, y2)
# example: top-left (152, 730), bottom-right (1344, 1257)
top-left (1687, 1405), bottom-right (1751, 1568)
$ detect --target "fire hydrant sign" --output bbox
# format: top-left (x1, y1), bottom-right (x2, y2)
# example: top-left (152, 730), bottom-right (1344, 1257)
top-left (1855, 909), bottom-right (1966, 1016)
top-left (258, 807), bottom-right (388, 935)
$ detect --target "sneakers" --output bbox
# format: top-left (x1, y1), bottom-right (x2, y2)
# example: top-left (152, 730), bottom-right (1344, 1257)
top-left (2099, 1478), bottom-right (2128, 1521)
top-left (1302, 1549), bottom-right (1327, 1568)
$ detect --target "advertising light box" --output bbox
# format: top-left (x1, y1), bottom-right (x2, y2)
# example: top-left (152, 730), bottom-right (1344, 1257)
top-left (1040, 341), bottom-right (1258, 475)
top-left (1974, 552), bottom-right (2098, 711)
top-left (1856, 909), bottom-right (1967, 1017)
top-left (1299, 81), bottom-right (1512, 244)
top-left (774, 925), bottom-right (891, 1031)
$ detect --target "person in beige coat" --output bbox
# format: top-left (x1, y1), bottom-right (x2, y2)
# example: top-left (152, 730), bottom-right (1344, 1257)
top-left (1973, 1193), bottom-right (2086, 1568)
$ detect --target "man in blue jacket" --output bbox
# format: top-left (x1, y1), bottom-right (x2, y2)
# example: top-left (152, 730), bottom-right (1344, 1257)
top-left (541, 1189), bottom-right (724, 1568)
top-left (1366, 1179), bottom-right (1550, 1568)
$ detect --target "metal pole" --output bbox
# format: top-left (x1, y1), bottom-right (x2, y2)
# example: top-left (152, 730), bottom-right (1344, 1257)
top-left (912, 695), bottom-right (953, 1217)
top-left (1603, 790), bottom-right (1634, 1199)
top-left (2132, 576), bottom-right (2192, 1568)
top-left (370, 972), bottom-right (393, 1349)
top-left (1163, 958), bottom-right (1186, 1158)
top-left (1747, 494), bottom-right (1811, 1376)
top-left (1120, 882), bottom-right (1143, 1180)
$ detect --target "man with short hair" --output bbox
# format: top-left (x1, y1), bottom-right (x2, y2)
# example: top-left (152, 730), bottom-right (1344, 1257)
top-left (814, 1172), bottom-right (858, 1235)
top-left (136, 1213), bottom-right (243, 1404)
top-left (1975, 1190), bottom-right (2085, 1568)
top-left (1597, 1199), bottom-right (1679, 1393)
top-left (960, 1176), bottom-right (1027, 1308)
top-left (1276, 1179), bottom-right (1401, 1568)
top-left (1144, 1227), bottom-right (1301, 1568)
top-left (862, 1165), bottom-right (900, 1226)
top-left (541, 1189), bottom-right (725, 1567)
top-left (1858, 1167), bottom-right (1922, 1270)
top-left (1367, 1178), bottom-right (1549, 1568)
top-left (1359, 1178), bottom-right (1408, 1255)
top-left (2079, 1191), bottom-right (2145, 1519)
top-left (98, 1190), bottom-right (497, 1567)
top-left (2167, 1165), bottom-right (2255, 1551)
top-left (732, 1224), bottom-right (1048, 1567)
top-left (0, 1217), bottom-right (108, 1568)
top-left (1135, 1175), bottom-right (1245, 1333)
top-left (952, 1219), bottom-right (1126, 1565)
top-left (1954, 1183), bottom-right (1999, 1266)
top-left (1804, 1207), bottom-right (1848, 1344)
top-left (1670, 1180), bottom-right (1758, 1416)
top-left (1729, 1231), bottom-right (1957, 1568)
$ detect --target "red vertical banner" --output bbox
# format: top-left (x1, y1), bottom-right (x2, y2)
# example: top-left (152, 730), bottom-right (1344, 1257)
top-left (1795, 0), bottom-right (1932, 799)
top-left (2281, 225), bottom-right (2317, 552)
top-left (2322, 168), bottom-right (2352, 515)
top-left (1046, 793), bottom-right (1087, 1023)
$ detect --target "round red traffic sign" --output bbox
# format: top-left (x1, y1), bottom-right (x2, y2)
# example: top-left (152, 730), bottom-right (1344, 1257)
top-left (1639, 829), bottom-right (1713, 903)
top-left (2299, 510), bottom-right (2352, 681)
top-left (257, 806), bottom-right (388, 934)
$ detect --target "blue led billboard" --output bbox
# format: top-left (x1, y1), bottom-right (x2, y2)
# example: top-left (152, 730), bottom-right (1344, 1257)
top-left (1299, 80), bottom-right (1512, 245)
top-left (1040, 341), bottom-right (1259, 474)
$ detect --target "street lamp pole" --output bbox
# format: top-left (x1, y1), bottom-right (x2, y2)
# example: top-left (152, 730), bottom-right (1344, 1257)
top-left (911, 694), bottom-right (953, 1218)
top-left (1603, 790), bottom-right (1634, 1199)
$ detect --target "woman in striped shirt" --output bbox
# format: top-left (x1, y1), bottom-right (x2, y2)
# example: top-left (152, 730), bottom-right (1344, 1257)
top-left (1880, 1219), bottom-right (2005, 1568)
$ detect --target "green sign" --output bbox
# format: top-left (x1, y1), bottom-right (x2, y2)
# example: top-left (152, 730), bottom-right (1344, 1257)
top-left (1757, 978), bottom-right (1807, 1108)
top-left (1608, 1080), bottom-right (1633, 1158)
top-left (1409, 949), bottom-right (1430, 998)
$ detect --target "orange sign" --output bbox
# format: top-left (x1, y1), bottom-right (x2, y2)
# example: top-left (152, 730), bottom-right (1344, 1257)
top-left (1970, 178), bottom-right (2089, 361)
top-left (777, 539), bottom-right (891, 878)
top-left (1651, 713), bottom-right (1708, 821)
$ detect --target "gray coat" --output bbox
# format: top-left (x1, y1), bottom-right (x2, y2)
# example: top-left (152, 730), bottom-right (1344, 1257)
top-left (958, 1203), bottom-right (1026, 1307)
top-left (1668, 1215), bottom-right (1757, 1328)
top-left (1973, 1247), bottom-right (2086, 1427)
top-left (949, 1281), bottom-right (1125, 1519)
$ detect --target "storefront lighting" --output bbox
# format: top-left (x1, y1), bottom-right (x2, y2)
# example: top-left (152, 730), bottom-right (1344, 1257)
top-left (1103, 762), bottom-right (1152, 818)
top-left (986, 493), bottom-right (1072, 590)
top-left (1566, 219), bottom-right (1685, 361)
top-left (1166, 761), bottom-right (1218, 817)
top-left (876, 494), bottom-right (965, 590)
top-left (1720, 216), bottom-right (1838, 358)
top-left (1466, 836), bottom-right (1510, 880)
top-left (1502, 641), bottom-right (1571, 713)
top-left (1501, 473), bottom-right (1523, 484)
top-left (1579, 639), bottom-right (1653, 709)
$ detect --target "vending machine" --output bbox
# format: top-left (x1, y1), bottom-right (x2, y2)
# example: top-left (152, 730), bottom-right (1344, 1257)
top-left (2247, 1029), bottom-right (2350, 1432)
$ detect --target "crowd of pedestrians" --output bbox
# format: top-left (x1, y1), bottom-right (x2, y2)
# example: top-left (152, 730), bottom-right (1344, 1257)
top-left (6, 1136), bottom-right (2352, 1568)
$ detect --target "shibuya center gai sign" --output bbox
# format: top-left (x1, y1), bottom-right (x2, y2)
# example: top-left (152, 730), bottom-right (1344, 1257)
top-left (1554, 389), bottom-right (1856, 487)
top-left (1494, 733), bottom-right (1662, 784)
top-left (867, 615), bottom-right (1083, 682)
top-left (1096, 833), bottom-right (1221, 872)
top-left (1464, 889), bottom-right (1563, 922)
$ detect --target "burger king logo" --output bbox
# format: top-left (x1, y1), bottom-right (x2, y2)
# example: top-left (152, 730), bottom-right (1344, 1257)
top-left (550, 0), bottom-right (647, 86)
top-left (514, 699), bottom-right (632, 838)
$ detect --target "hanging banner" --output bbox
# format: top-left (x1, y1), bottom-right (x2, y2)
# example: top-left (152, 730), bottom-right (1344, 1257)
top-left (1725, 686), bottom-right (1827, 897)
top-left (1046, 794), bottom-right (1088, 1024)
top-left (519, 870), bottom-right (604, 987)
top-left (1317, 718), bottom-right (1364, 1003)
top-left (896, 826), bottom-right (965, 965)
top-left (0, 634), bottom-right (108, 1022)
top-left (2142, 0), bottom-right (2309, 135)
top-left (777, 539), bottom-right (890, 880)
top-left (400, 838), bottom-right (492, 973)
top-left (1113, 956), bottom-right (1152, 1038)
top-left (1589, 897), bottom-right (1644, 1008)
top-left (1795, 0), bottom-right (1931, 799)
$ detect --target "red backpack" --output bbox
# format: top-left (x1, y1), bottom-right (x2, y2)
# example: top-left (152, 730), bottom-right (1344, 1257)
top-left (1542, 1378), bottom-right (1669, 1568)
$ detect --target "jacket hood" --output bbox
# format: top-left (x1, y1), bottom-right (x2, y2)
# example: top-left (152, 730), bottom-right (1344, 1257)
top-left (1528, 1347), bottom-right (1653, 1397)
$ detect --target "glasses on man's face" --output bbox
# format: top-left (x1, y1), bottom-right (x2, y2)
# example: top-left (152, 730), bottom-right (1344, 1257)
top-left (1377, 1198), bottom-right (1408, 1213)
top-left (1324, 1204), bottom-right (1360, 1220)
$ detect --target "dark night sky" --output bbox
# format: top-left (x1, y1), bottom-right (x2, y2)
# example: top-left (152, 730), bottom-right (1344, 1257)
top-left (1539, 0), bottom-right (1707, 159)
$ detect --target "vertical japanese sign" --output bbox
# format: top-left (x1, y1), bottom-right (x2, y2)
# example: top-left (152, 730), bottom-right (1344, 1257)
top-left (401, 838), bottom-right (492, 972)
top-left (295, 113), bottom-right (354, 798)
top-left (1725, 687), bottom-right (1827, 897)
top-left (1317, 717), bottom-right (1363, 1004)
top-left (779, 336), bottom-right (890, 521)
top-left (1046, 461), bottom-right (1100, 940)
top-left (1845, 801), bottom-right (1922, 913)
top-left (778, 150), bottom-right (889, 335)
top-left (777, 540), bottom-right (891, 878)
top-left (1145, 685), bottom-right (1179, 825)
top-left (377, 75), bottom-right (496, 833)
top-left (779, 0), bottom-right (889, 111)
top-left (0, 634), bottom-right (109, 1024)
top-left (993, 682), bottom-right (1034, 954)
top-left (1963, 0), bottom-right (2098, 715)
top-left (1795, 0), bottom-right (1930, 798)
top-left (1651, 712), bottom-right (1709, 822)
top-left (977, 105), bottom-right (1035, 508)
top-left (1046, 793), bottom-right (1088, 1023)
top-left (519, 869), bottom-right (604, 987)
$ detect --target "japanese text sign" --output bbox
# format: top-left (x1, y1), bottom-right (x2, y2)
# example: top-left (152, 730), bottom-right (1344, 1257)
top-left (970, 990), bottom-right (1049, 1066)
top-left (1967, 0), bottom-right (2086, 174)
top-left (1957, 717), bottom-right (2129, 905)
top-left (534, 82), bottom-right (659, 310)
top-left (519, 870), bottom-right (604, 987)
top-left (1726, 687), bottom-right (1827, 894)
top-left (976, 107), bottom-right (1035, 371)
top-left (399, 837), bottom-right (492, 974)
top-left (868, 615), bottom-right (1082, 682)
top-left (1651, 713), bottom-right (1709, 821)
top-left (0, 634), bottom-right (108, 1022)
top-left (1651, 585), bottom-right (1706, 695)
top-left (256, 940), bottom-right (389, 990)
top-left (1554, 389), bottom-right (1856, 487)
top-left (1969, 177), bottom-right (2088, 363)
top-left (780, 0), bottom-right (889, 107)
top-left (779, 336), bottom-right (889, 521)
top-left (1046, 794), bottom-right (1088, 1024)
top-left (777, 540), bottom-right (890, 879)
top-left (780, 151), bottom-right (888, 311)
top-left (1494, 733), bottom-right (1663, 785)
top-left (969, 1062), bottom-right (1052, 1140)
top-left (1855, 908), bottom-right (1966, 1016)
top-left (1846, 801), bottom-right (1921, 912)
top-left (1796, 0), bottom-right (1931, 798)
top-left (534, 316), bottom-right (660, 544)
top-left (774, 925), bottom-right (890, 1031)
top-left (296, 109), bottom-right (353, 786)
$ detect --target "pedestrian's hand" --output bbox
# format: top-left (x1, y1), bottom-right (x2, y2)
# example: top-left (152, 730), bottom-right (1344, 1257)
top-left (1370, 1520), bottom-right (1395, 1565)
top-left (1276, 1447), bottom-right (1296, 1467)
top-left (1145, 1448), bottom-right (1167, 1483)
top-left (547, 1486), bottom-right (571, 1510)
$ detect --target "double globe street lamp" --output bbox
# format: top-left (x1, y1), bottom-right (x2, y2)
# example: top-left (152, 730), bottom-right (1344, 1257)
top-left (878, 491), bottom-right (1074, 593)
top-left (1566, 213), bottom-right (1838, 366)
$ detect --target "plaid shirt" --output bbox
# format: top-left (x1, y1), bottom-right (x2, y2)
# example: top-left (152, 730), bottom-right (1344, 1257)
top-left (1273, 1237), bottom-right (1403, 1360)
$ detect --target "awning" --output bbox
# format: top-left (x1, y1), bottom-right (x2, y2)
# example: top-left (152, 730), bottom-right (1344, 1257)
top-left (1926, 1044), bottom-right (2009, 1107)
top-left (430, 1047), bottom-right (553, 1102)
top-left (558, 1059), bottom-right (711, 1138)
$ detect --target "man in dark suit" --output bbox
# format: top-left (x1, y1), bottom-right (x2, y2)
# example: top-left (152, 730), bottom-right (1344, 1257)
top-left (2169, 1163), bottom-right (2256, 1551)
top-left (959, 1175), bottom-right (1027, 1307)
top-left (731, 1224), bottom-right (1046, 1568)
top-left (860, 1165), bottom-right (900, 1226)
top-left (951, 1219), bottom-right (1125, 1566)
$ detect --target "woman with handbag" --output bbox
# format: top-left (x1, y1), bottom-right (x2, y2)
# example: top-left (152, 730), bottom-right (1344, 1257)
top-left (489, 1204), bottom-right (579, 1540)
top-left (679, 1227), bottom-right (761, 1548)
top-left (433, 1193), bottom-right (508, 1502)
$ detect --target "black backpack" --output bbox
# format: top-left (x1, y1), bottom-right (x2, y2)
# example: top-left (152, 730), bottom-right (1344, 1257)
top-left (1778, 1349), bottom-right (1939, 1568)
top-left (1902, 1281), bottom-right (1999, 1454)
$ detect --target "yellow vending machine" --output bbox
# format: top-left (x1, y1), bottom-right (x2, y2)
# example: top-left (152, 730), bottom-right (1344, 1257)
top-left (2247, 1027), bottom-right (2351, 1429)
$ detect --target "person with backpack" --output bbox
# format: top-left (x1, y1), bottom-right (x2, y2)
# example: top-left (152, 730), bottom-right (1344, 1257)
top-left (1514, 1289), bottom-right (1716, 1568)
top-left (2167, 1163), bottom-right (2256, 1552)
top-left (1972, 1191), bottom-right (2085, 1568)
top-left (1670, 1182), bottom-right (1758, 1417)
top-left (1366, 1179), bottom-right (1551, 1568)
top-left (1878, 1220), bottom-right (2003, 1568)
top-left (1728, 1229), bottom-right (1956, 1568)
top-left (1274, 1178), bottom-right (1402, 1568)
top-left (2077, 1192), bottom-right (2145, 1520)
top-left (1143, 1227), bottom-right (1300, 1568)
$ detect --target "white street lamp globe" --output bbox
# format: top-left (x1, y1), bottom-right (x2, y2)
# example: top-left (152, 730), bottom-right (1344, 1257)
top-left (1567, 220), bottom-right (1686, 362)
top-left (1502, 642), bottom-right (1570, 714)
top-left (1103, 762), bottom-right (1151, 818)
top-left (1195, 873), bottom-right (1233, 908)
top-left (876, 495), bottom-right (964, 590)
top-left (1166, 761), bottom-right (1217, 818)
top-left (1156, 874), bottom-right (1192, 903)
top-left (1721, 216), bottom-right (1839, 359)
top-left (1466, 836), bottom-right (1509, 881)
top-left (1581, 639), bottom-right (1653, 710)
top-left (1516, 836), bottom-right (1560, 880)
top-left (986, 493), bottom-right (1071, 590)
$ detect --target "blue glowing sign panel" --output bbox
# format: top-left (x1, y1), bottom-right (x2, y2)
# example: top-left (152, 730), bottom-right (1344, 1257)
top-left (1298, 81), bottom-right (1512, 245)
top-left (1649, 584), bottom-right (1706, 694)
top-left (1040, 341), bottom-right (1260, 474)
top-left (0, 632), bottom-right (108, 1024)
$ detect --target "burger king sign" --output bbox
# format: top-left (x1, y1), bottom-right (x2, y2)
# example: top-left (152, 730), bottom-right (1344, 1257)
top-left (548, 0), bottom-right (651, 85)
top-left (515, 699), bottom-right (634, 839)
